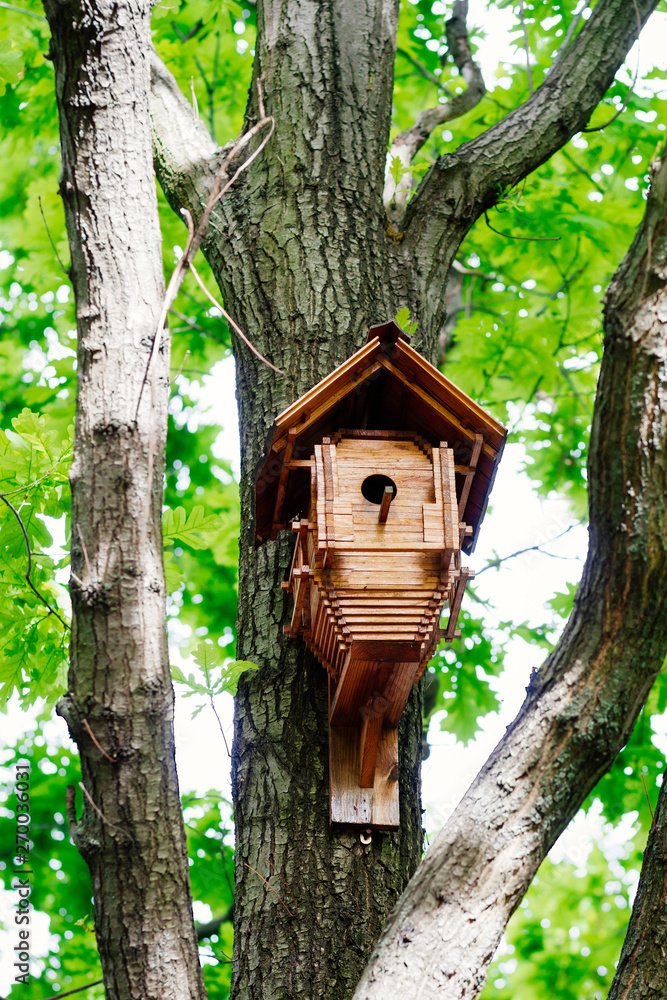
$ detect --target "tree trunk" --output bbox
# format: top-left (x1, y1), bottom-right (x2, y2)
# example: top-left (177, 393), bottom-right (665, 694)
top-left (603, 151), bottom-right (667, 1000)
top-left (45, 2), bottom-right (206, 998)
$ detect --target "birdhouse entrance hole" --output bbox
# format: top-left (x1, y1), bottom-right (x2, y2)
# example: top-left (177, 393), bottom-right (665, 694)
top-left (361, 474), bottom-right (397, 504)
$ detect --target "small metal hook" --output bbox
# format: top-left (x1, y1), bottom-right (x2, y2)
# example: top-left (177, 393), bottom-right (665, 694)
top-left (360, 828), bottom-right (372, 845)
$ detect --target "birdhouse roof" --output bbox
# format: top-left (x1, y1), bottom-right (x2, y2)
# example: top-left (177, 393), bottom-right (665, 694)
top-left (255, 320), bottom-right (507, 551)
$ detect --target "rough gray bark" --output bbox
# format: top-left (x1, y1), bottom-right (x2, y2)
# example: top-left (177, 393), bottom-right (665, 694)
top-left (607, 775), bottom-right (667, 999)
top-left (147, 2), bottom-right (664, 998)
top-left (44, 2), bottom-right (206, 998)
top-left (603, 152), bottom-right (667, 1000)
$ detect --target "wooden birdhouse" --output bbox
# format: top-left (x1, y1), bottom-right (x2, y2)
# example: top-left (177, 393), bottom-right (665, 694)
top-left (255, 320), bottom-right (506, 828)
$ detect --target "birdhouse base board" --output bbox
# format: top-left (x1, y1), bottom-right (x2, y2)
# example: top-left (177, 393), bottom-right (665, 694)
top-left (329, 725), bottom-right (400, 829)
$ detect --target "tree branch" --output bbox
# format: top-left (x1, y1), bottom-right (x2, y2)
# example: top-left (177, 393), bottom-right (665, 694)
top-left (607, 765), bottom-right (667, 998)
top-left (353, 152), bottom-right (667, 1000)
top-left (384, 1), bottom-right (485, 227)
top-left (403, 0), bottom-right (659, 350)
top-left (150, 48), bottom-right (226, 233)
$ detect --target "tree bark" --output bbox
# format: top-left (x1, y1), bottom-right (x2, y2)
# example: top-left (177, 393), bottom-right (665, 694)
top-left (45, 2), bottom-right (206, 998)
top-left (603, 152), bottom-right (667, 1000)
top-left (148, 2), bottom-right (665, 998)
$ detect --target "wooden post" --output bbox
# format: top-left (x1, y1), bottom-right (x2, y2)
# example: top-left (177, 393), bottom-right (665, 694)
top-left (359, 695), bottom-right (387, 787)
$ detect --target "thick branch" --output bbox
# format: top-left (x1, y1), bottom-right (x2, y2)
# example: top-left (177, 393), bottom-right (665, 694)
top-left (403, 0), bottom-right (660, 350)
top-left (607, 774), bottom-right (667, 997)
top-left (353, 154), bottom-right (667, 1000)
top-left (150, 48), bottom-right (225, 237)
top-left (384, 1), bottom-right (485, 226)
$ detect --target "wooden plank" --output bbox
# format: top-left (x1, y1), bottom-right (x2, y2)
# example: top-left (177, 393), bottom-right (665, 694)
top-left (359, 696), bottom-right (386, 787)
top-left (458, 432), bottom-right (483, 520)
top-left (349, 640), bottom-right (421, 662)
top-left (391, 339), bottom-right (506, 447)
top-left (383, 664), bottom-right (420, 726)
top-left (314, 445), bottom-right (327, 547)
top-left (285, 459), bottom-right (314, 469)
top-left (270, 342), bottom-right (384, 449)
top-left (330, 660), bottom-right (375, 725)
top-left (445, 567), bottom-right (473, 640)
top-left (272, 427), bottom-right (297, 533)
top-left (329, 725), bottom-right (399, 828)
top-left (440, 443), bottom-right (458, 569)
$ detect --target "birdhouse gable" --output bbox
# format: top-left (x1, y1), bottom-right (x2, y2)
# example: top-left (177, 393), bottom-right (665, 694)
top-left (255, 321), bottom-right (506, 553)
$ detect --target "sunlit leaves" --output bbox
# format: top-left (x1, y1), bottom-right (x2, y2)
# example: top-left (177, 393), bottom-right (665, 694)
top-left (0, 407), bottom-right (71, 707)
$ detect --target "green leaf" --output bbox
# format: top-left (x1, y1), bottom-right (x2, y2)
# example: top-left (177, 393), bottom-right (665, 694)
top-left (0, 35), bottom-right (24, 86)
top-left (221, 659), bottom-right (258, 695)
top-left (389, 154), bottom-right (406, 184)
top-left (162, 504), bottom-right (222, 550)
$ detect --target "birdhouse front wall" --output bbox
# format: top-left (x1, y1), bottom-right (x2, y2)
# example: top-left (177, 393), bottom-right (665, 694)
top-left (281, 430), bottom-right (471, 825)
top-left (285, 430), bottom-right (468, 701)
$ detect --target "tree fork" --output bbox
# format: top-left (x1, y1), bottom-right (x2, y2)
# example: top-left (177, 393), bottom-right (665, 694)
top-left (44, 2), bottom-right (206, 998)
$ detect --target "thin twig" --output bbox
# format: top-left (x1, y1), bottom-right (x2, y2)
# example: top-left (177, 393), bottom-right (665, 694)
top-left (485, 212), bottom-right (560, 242)
top-left (0, 0), bottom-right (45, 18)
top-left (0, 460), bottom-right (72, 499)
top-left (518, 0), bottom-right (533, 96)
top-left (188, 260), bottom-right (283, 374)
top-left (582, 0), bottom-right (641, 133)
top-left (171, 349), bottom-right (191, 384)
top-left (263, 856), bottom-right (299, 914)
top-left (641, 771), bottom-right (667, 863)
top-left (475, 523), bottom-right (583, 576)
top-left (551, 3), bottom-right (585, 65)
top-left (244, 862), bottom-right (294, 915)
top-left (82, 718), bottom-right (118, 763)
top-left (209, 695), bottom-right (231, 757)
top-left (14, 979), bottom-right (106, 1000)
top-left (190, 76), bottom-right (199, 120)
top-left (38, 196), bottom-right (69, 276)
top-left (76, 523), bottom-right (93, 578)
top-left (395, 47), bottom-right (455, 96)
top-left (0, 492), bottom-right (70, 629)
top-left (78, 782), bottom-right (123, 831)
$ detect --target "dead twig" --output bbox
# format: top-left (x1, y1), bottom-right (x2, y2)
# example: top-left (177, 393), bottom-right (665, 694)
top-left (11, 979), bottom-right (106, 1000)
top-left (244, 862), bottom-right (295, 916)
top-left (0, 1), bottom-right (46, 19)
top-left (82, 718), bottom-right (118, 763)
top-left (641, 771), bottom-right (667, 863)
top-left (263, 855), bottom-right (299, 915)
top-left (188, 259), bottom-right (283, 374)
top-left (78, 781), bottom-right (123, 832)
top-left (395, 47), bottom-right (454, 96)
top-left (485, 212), bottom-right (560, 242)
top-left (476, 523), bottom-right (583, 576)
top-left (208, 694), bottom-right (231, 758)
